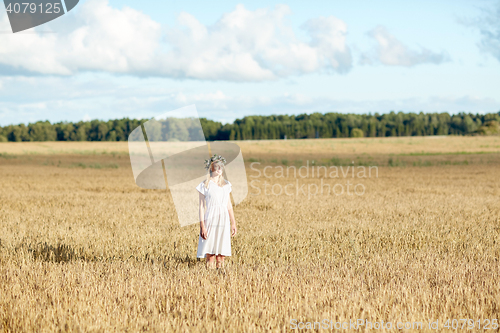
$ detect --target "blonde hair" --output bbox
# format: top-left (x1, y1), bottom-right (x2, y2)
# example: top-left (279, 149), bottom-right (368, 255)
top-left (204, 160), bottom-right (228, 188)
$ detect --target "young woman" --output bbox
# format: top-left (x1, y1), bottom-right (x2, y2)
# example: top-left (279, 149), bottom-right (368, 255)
top-left (196, 155), bottom-right (237, 269)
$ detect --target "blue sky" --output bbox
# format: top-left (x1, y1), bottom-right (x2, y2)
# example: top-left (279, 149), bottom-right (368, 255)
top-left (0, 0), bottom-right (499, 126)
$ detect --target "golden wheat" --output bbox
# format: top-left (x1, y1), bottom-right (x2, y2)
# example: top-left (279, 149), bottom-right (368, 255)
top-left (0, 136), bottom-right (499, 332)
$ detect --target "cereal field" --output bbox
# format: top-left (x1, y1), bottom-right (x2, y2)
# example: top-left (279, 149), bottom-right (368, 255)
top-left (0, 135), bottom-right (499, 332)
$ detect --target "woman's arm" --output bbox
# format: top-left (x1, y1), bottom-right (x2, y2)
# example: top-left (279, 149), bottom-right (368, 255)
top-left (227, 197), bottom-right (237, 237)
top-left (199, 192), bottom-right (208, 239)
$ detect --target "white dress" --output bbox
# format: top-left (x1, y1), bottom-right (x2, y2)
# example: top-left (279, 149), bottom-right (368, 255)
top-left (196, 179), bottom-right (232, 258)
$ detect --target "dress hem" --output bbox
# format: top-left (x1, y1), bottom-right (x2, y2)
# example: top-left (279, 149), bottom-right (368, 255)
top-left (197, 252), bottom-right (231, 258)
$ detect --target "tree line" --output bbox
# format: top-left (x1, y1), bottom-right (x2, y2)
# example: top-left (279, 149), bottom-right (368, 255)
top-left (1, 111), bottom-right (499, 142)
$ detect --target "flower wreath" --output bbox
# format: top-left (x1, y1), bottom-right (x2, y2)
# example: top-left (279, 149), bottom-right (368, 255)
top-left (204, 154), bottom-right (227, 170)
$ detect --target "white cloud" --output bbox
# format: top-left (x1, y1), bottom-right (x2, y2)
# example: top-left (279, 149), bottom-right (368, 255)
top-left (0, 0), bottom-right (162, 75)
top-left (0, 74), bottom-right (497, 126)
top-left (301, 16), bottom-right (352, 74)
top-left (361, 26), bottom-right (449, 67)
top-left (0, 0), bottom-right (352, 81)
top-left (477, 2), bottom-right (500, 62)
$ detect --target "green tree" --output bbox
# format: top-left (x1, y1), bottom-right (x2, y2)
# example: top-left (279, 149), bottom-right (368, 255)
top-left (351, 128), bottom-right (364, 137)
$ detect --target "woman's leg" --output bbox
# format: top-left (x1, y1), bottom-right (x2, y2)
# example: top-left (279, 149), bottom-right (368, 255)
top-left (205, 254), bottom-right (216, 269)
top-left (216, 255), bottom-right (225, 269)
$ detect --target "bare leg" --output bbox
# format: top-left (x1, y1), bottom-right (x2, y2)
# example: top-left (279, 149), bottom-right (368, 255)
top-left (216, 255), bottom-right (225, 269)
top-left (206, 254), bottom-right (216, 269)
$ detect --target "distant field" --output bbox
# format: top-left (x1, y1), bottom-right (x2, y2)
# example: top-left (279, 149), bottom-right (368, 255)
top-left (1, 135), bottom-right (500, 168)
top-left (1, 135), bottom-right (500, 155)
top-left (0, 136), bottom-right (499, 332)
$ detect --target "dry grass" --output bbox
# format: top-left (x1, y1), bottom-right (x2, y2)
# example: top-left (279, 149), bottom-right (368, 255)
top-left (1, 135), bottom-right (499, 156)
top-left (0, 136), bottom-right (499, 332)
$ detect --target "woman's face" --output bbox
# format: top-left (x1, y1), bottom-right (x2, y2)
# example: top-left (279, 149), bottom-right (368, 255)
top-left (212, 163), bottom-right (223, 176)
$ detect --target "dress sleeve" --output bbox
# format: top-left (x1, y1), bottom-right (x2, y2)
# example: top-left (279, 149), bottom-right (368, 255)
top-left (226, 180), bottom-right (232, 193)
top-left (196, 181), bottom-right (206, 196)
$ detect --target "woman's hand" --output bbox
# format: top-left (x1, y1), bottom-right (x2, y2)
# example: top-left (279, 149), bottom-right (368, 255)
top-left (200, 224), bottom-right (208, 240)
top-left (231, 223), bottom-right (237, 237)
